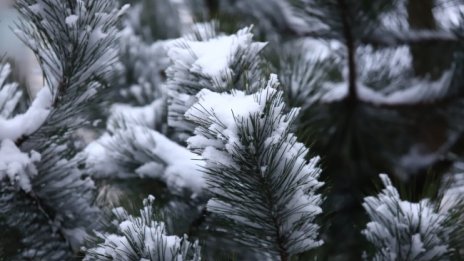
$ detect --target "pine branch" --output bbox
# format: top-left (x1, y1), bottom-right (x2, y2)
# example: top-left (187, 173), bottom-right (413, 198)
top-left (296, 29), bottom-right (459, 47)
top-left (0, 184), bottom-right (72, 260)
top-left (361, 30), bottom-right (458, 47)
top-left (84, 115), bottom-right (205, 194)
top-left (84, 195), bottom-right (201, 261)
top-left (14, 0), bottom-right (126, 150)
top-left (166, 24), bottom-right (267, 139)
top-left (185, 75), bottom-right (324, 259)
top-left (362, 174), bottom-right (457, 260)
top-left (0, 0), bottom-right (126, 258)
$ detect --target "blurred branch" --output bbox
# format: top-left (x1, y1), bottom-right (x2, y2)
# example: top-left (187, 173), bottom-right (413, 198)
top-left (361, 30), bottom-right (458, 47)
top-left (296, 29), bottom-right (458, 47)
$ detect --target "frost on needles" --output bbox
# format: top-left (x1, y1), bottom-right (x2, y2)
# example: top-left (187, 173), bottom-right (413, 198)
top-left (84, 195), bottom-right (201, 261)
top-left (166, 24), bottom-right (267, 140)
top-left (185, 75), bottom-right (324, 260)
top-left (362, 174), bottom-right (458, 260)
top-left (0, 0), bottom-right (126, 259)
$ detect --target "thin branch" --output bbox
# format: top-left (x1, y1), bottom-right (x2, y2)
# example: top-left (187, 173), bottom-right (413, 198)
top-left (295, 29), bottom-right (458, 47)
top-left (362, 30), bottom-right (458, 47)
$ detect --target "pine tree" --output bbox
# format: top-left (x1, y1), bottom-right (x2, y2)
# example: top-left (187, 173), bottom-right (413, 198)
top-left (2, 0), bottom-right (464, 260)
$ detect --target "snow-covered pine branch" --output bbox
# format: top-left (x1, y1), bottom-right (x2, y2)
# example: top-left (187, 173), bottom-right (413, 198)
top-left (166, 24), bottom-right (267, 141)
top-left (84, 112), bottom-right (205, 195)
top-left (84, 195), bottom-right (201, 261)
top-left (0, 0), bottom-right (126, 259)
top-left (185, 75), bottom-right (324, 260)
top-left (15, 0), bottom-right (127, 150)
top-left (362, 174), bottom-right (457, 260)
top-left (83, 24), bottom-right (230, 199)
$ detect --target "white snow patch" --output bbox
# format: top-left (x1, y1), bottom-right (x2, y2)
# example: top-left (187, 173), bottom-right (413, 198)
top-left (85, 127), bottom-right (206, 194)
top-left (168, 27), bottom-right (266, 87)
top-left (0, 87), bottom-right (51, 141)
top-left (0, 139), bottom-right (40, 192)
top-left (65, 15), bottom-right (78, 26)
top-left (320, 70), bottom-right (452, 105)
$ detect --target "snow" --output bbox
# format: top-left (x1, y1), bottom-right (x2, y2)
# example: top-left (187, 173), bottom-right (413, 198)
top-left (0, 87), bottom-right (51, 141)
top-left (185, 85), bottom-right (263, 165)
top-left (65, 15), bottom-right (78, 27)
top-left (85, 126), bottom-right (205, 194)
top-left (189, 38), bottom-right (234, 81)
top-left (319, 70), bottom-right (453, 105)
top-left (84, 196), bottom-right (200, 260)
top-left (0, 139), bottom-right (40, 192)
top-left (434, 0), bottom-right (464, 29)
top-left (186, 75), bottom-right (324, 254)
top-left (186, 76), bottom-right (283, 146)
top-left (108, 99), bottom-right (163, 130)
top-left (117, 4), bottom-right (131, 17)
top-left (168, 27), bottom-right (267, 87)
top-left (138, 129), bottom-right (205, 193)
top-left (84, 135), bottom-right (121, 177)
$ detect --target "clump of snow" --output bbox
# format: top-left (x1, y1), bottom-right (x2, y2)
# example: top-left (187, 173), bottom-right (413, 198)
top-left (187, 87), bottom-right (262, 152)
top-left (84, 124), bottom-right (205, 194)
top-left (319, 69), bottom-right (453, 106)
top-left (363, 174), bottom-right (451, 260)
top-left (0, 139), bottom-right (41, 192)
top-left (65, 15), bottom-right (78, 26)
top-left (168, 27), bottom-right (266, 87)
top-left (0, 87), bottom-right (51, 141)
top-left (108, 99), bottom-right (164, 130)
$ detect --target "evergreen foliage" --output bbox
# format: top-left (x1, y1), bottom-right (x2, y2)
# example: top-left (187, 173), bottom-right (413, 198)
top-left (84, 195), bottom-right (201, 261)
top-left (0, 0), bottom-right (125, 259)
top-left (363, 174), bottom-right (453, 260)
top-left (1, 0), bottom-right (464, 260)
top-left (166, 24), bottom-right (266, 140)
top-left (185, 75), bottom-right (324, 260)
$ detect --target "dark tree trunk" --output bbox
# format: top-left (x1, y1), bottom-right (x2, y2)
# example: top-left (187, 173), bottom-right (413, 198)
top-left (408, 0), bottom-right (454, 79)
